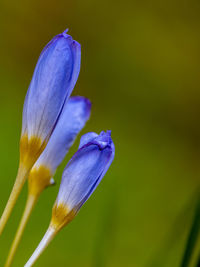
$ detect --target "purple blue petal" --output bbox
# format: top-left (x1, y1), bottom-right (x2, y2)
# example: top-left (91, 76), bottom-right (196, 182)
top-left (34, 96), bottom-right (91, 173)
top-left (22, 30), bottom-right (81, 142)
top-left (56, 131), bottom-right (115, 211)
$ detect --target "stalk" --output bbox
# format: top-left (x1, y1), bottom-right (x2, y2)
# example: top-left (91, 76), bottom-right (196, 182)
top-left (24, 226), bottom-right (57, 267)
top-left (0, 165), bottom-right (29, 235)
top-left (180, 196), bottom-right (200, 267)
top-left (5, 194), bottom-right (38, 267)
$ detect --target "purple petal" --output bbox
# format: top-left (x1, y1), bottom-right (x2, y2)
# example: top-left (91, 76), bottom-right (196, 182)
top-left (33, 96), bottom-right (91, 173)
top-left (56, 131), bottom-right (115, 211)
top-left (22, 30), bottom-right (81, 143)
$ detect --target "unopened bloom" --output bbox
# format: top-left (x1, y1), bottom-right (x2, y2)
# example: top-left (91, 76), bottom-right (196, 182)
top-left (0, 29), bottom-right (81, 235)
top-left (24, 131), bottom-right (114, 267)
top-left (20, 29), bottom-right (81, 170)
top-left (51, 130), bottom-right (115, 230)
top-left (28, 96), bottom-right (91, 197)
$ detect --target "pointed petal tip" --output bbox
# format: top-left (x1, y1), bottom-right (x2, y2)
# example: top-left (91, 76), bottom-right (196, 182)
top-left (96, 130), bottom-right (113, 149)
top-left (62, 28), bottom-right (69, 36)
top-left (100, 130), bottom-right (111, 137)
top-left (60, 29), bottom-right (71, 40)
top-left (59, 29), bottom-right (81, 49)
top-left (79, 130), bottom-right (113, 151)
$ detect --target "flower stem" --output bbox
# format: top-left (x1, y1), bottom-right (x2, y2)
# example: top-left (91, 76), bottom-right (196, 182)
top-left (5, 194), bottom-right (38, 267)
top-left (24, 226), bottom-right (57, 267)
top-left (0, 165), bottom-right (29, 235)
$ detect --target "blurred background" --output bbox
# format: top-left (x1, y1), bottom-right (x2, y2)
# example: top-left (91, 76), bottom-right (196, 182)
top-left (0, 0), bottom-right (200, 266)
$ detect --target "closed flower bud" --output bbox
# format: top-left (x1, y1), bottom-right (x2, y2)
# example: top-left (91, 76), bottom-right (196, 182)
top-left (20, 29), bottom-right (81, 169)
top-left (51, 130), bottom-right (115, 230)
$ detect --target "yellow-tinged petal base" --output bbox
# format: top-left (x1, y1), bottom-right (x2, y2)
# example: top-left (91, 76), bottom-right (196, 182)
top-left (20, 134), bottom-right (46, 169)
top-left (50, 203), bottom-right (76, 231)
top-left (28, 165), bottom-right (52, 197)
top-left (0, 135), bottom-right (46, 236)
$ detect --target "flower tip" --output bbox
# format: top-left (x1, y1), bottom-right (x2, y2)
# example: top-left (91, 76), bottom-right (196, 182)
top-left (70, 96), bottom-right (91, 119)
top-left (73, 96), bottom-right (91, 107)
top-left (78, 96), bottom-right (91, 120)
top-left (79, 132), bottom-right (99, 148)
top-left (83, 97), bottom-right (92, 117)
top-left (79, 131), bottom-right (113, 151)
top-left (93, 131), bottom-right (113, 150)
top-left (62, 28), bottom-right (69, 37)
top-left (61, 29), bottom-right (81, 49)
top-left (106, 130), bottom-right (111, 136)
top-left (72, 40), bottom-right (81, 50)
top-left (100, 130), bottom-right (111, 136)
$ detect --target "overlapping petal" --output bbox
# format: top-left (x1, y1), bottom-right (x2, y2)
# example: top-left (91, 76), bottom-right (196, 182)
top-left (22, 29), bottom-right (81, 142)
top-left (56, 131), bottom-right (115, 212)
top-left (33, 96), bottom-right (91, 174)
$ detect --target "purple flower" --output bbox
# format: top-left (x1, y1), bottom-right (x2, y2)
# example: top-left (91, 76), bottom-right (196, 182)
top-left (51, 130), bottom-right (115, 229)
top-left (20, 29), bottom-right (81, 169)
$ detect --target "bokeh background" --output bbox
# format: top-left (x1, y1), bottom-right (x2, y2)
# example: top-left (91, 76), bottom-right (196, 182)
top-left (0, 0), bottom-right (200, 266)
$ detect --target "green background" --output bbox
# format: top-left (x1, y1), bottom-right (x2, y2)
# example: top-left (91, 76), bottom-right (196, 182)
top-left (0, 0), bottom-right (200, 266)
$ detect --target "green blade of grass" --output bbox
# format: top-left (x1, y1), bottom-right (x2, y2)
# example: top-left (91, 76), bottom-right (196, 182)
top-left (180, 195), bottom-right (200, 267)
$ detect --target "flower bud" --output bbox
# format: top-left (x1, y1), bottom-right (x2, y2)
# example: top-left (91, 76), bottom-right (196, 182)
top-left (51, 130), bottom-right (115, 230)
top-left (20, 29), bottom-right (81, 169)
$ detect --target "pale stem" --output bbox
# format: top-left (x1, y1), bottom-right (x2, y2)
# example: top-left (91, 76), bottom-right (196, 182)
top-left (5, 194), bottom-right (38, 267)
top-left (24, 226), bottom-right (57, 267)
top-left (0, 165), bottom-right (29, 235)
